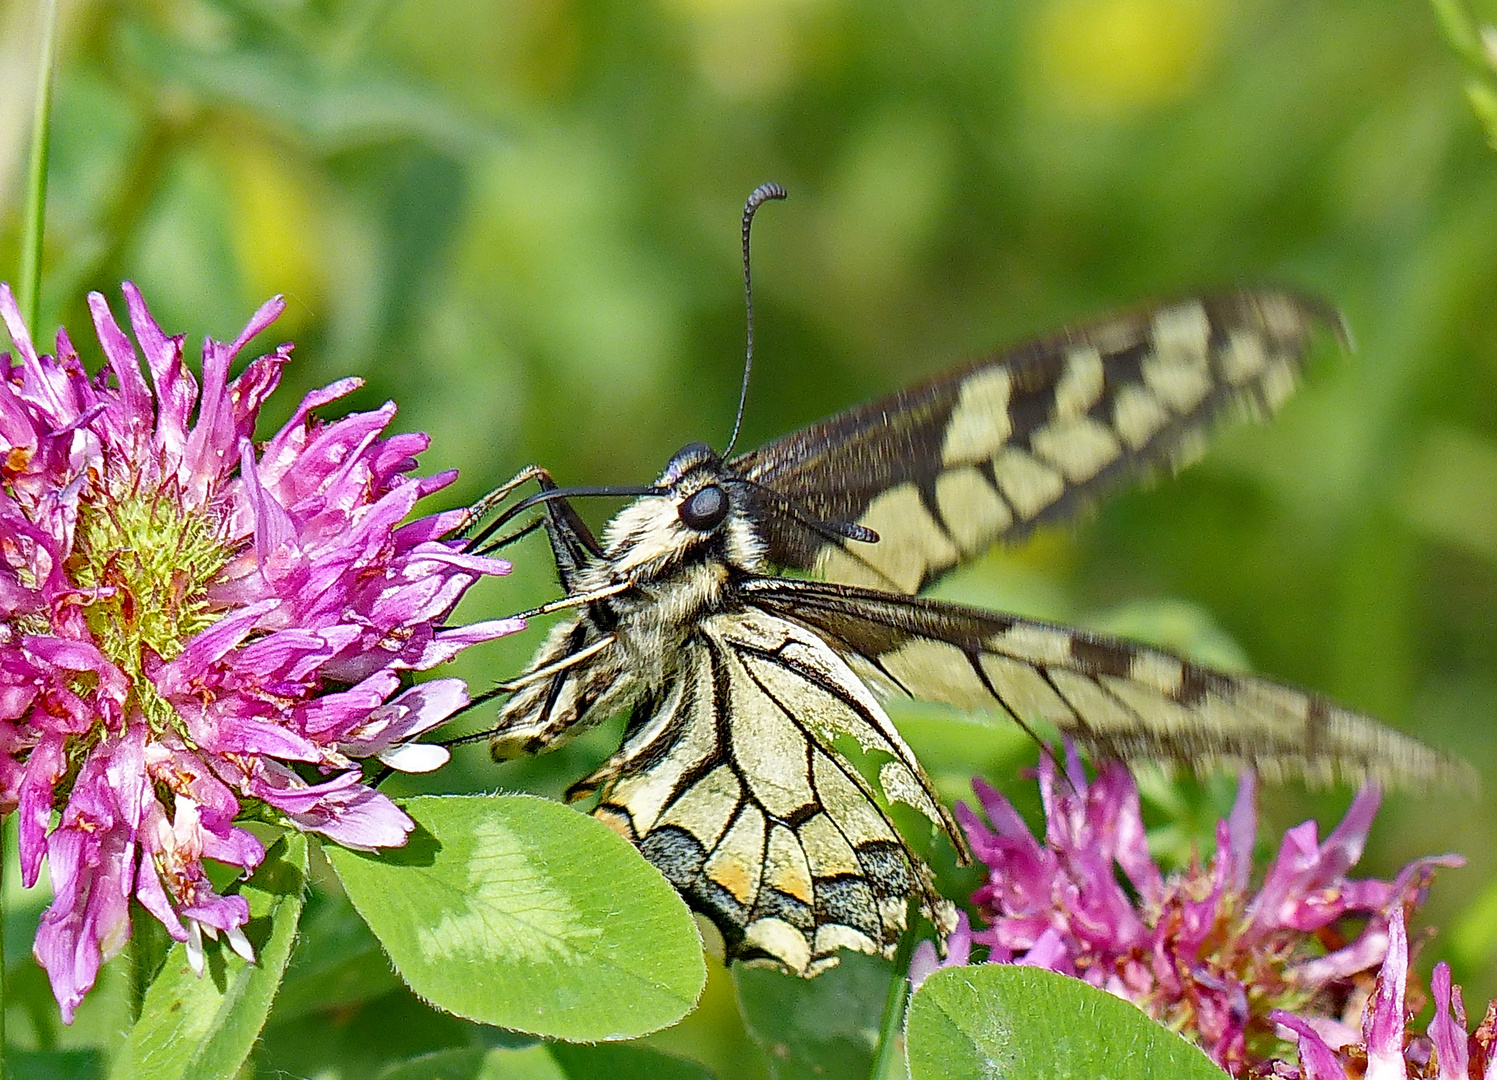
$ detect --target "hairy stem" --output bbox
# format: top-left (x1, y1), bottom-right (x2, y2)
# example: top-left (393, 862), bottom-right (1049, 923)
top-left (871, 913), bottom-right (920, 1080)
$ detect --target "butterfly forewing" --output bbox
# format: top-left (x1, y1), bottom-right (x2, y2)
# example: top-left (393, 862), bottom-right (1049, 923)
top-left (574, 611), bottom-right (960, 974)
top-left (733, 290), bottom-right (1339, 593)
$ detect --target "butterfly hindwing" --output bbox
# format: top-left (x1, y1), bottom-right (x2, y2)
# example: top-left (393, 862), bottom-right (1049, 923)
top-left (575, 609), bottom-right (960, 974)
top-left (733, 290), bottom-right (1339, 593)
top-left (742, 578), bottom-right (1475, 791)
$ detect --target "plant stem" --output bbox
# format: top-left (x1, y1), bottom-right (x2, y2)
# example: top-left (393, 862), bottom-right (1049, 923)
top-left (870, 915), bottom-right (920, 1080)
top-left (17, 0), bottom-right (60, 330)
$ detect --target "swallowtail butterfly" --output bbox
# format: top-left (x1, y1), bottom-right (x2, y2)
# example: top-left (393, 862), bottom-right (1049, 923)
top-left (461, 185), bottom-right (1470, 977)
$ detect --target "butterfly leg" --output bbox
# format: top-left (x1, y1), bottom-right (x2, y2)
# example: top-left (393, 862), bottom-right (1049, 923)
top-left (509, 579), bottom-right (635, 622)
top-left (459, 464), bottom-right (557, 538)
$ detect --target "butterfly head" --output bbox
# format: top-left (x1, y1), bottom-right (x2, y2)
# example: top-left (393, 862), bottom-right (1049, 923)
top-left (595, 442), bottom-right (765, 581)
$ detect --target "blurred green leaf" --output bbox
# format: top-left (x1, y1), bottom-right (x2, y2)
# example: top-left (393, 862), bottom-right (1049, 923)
top-left (549, 1042), bottom-right (714, 1080)
top-left (17, 0), bottom-right (58, 329)
top-left (1431, 0), bottom-right (1489, 67)
top-left (1451, 875), bottom-right (1497, 970)
top-left (375, 1042), bottom-right (716, 1080)
top-left (268, 876), bottom-right (402, 1024)
top-left (735, 952), bottom-right (892, 1080)
top-left (489, 1046), bottom-right (572, 1080)
top-left (110, 833), bottom-right (308, 1080)
top-left (117, 21), bottom-right (500, 157)
top-left (253, 984), bottom-right (479, 1080)
top-left (1468, 80), bottom-right (1497, 150)
top-left (1083, 597), bottom-right (1252, 672)
top-left (7, 1049), bottom-right (105, 1080)
top-left (5, 961), bottom-right (63, 1054)
top-left (325, 795), bottom-right (706, 1041)
top-left (376, 1047), bottom-right (494, 1080)
top-left (906, 965), bottom-right (1221, 1080)
top-left (1398, 426), bottom-right (1497, 562)
top-left (377, 1045), bottom-right (562, 1080)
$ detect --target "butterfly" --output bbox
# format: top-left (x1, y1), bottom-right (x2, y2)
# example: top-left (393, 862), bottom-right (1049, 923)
top-left (461, 184), bottom-right (1470, 977)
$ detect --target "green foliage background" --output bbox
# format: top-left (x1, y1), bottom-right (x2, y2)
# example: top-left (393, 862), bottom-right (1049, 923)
top-left (2, 0), bottom-right (1497, 1076)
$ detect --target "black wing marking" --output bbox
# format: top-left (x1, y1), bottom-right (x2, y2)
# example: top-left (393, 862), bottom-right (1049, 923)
top-left (740, 577), bottom-right (1475, 791)
top-left (732, 290), bottom-right (1341, 593)
top-left (571, 610), bottom-right (960, 976)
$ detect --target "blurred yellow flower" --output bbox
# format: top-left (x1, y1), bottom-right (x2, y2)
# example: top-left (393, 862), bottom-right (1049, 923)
top-left (219, 134), bottom-right (325, 334)
top-left (1031, 0), bottom-right (1221, 114)
top-left (659, 0), bottom-right (835, 97)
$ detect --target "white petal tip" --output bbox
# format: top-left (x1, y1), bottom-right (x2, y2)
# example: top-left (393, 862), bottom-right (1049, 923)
top-left (186, 924), bottom-right (205, 978)
top-left (378, 743), bottom-right (450, 773)
top-left (226, 925), bottom-right (256, 963)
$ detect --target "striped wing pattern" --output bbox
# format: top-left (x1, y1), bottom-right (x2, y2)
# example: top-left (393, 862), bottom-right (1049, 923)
top-left (572, 608), bottom-right (962, 974)
top-left (733, 290), bottom-right (1340, 593)
top-left (743, 578), bottom-right (1476, 791)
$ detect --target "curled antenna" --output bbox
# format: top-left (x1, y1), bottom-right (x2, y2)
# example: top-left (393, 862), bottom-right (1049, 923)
top-left (723, 182), bottom-right (788, 459)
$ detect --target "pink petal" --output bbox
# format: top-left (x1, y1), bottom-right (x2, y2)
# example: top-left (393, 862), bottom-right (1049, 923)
top-left (240, 441), bottom-right (299, 567)
top-left (1428, 963), bottom-right (1469, 1080)
top-left (1227, 769), bottom-right (1257, 892)
top-left (1364, 908), bottom-right (1409, 1079)
top-left (338, 677), bottom-right (468, 754)
top-left (249, 765), bottom-right (413, 850)
top-left (86, 291), bottom-right (153, 450)
top-left (122, 282), bottom-right (196, 460)
top-left (1271, 1012), bottom-right (1350, 1080)
top-left (231, 294), bottom-right (287, 352)
top-left (18, 733), bottom-right (66, 886)
top-left (908, 941), bottom-right (941, 989)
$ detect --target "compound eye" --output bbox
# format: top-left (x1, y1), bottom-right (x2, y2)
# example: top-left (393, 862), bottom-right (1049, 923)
top-left (678, 485), bottom-right (728, 531)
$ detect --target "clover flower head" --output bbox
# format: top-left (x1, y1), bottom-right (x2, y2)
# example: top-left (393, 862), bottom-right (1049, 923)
top-left (0, 283), bottom-right (520, 1021)
top-left (1270, 908), bottom-right (1497, 1079)
top-left (946, 745), bottom-right (1461, 1074)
